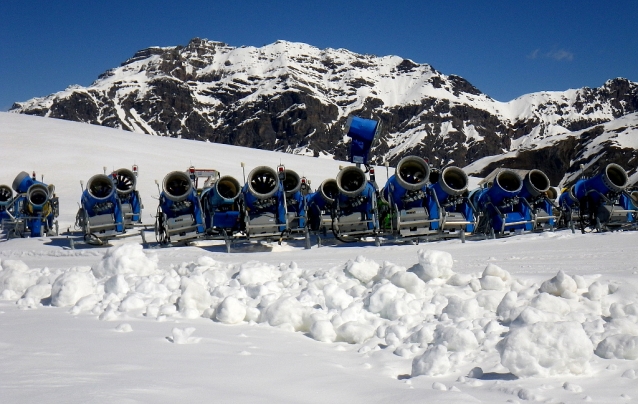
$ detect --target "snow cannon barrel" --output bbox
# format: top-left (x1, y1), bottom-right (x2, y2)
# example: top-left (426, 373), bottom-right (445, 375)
top-left (282, 169), bottom-right (302, 197)
top-left (520, 169), bottom-right (551, 200)
top-left (473, 169), bottom-right (523, 209)
top-left (162, 171), bottom-right (194, 203)
top-left (0, 185), bottom-right (13, 207)
top-left (546, 187), bottom-right (559, 201)
top-left (246, 166), bottom-right (280, 200)
top-left (113, 168), bottom-right (137, 195)
top-left (345, 116), bottom-right (380, 165)
top-left (12, 171), bottom-right (51, 211)
top-left (86, 174), bottom-right (116, 201)
top-left (208, 176), bottom-right (242, 206)
top-left (307, 179), bottom-right (339, 210)
top-left (336, 166), bottom-right (368, 198)
top-left (382, 156), bottom-right (430, 210)
top-left (558, 185), bottom-right (578, 208)
top-left (430, 166), bottom-right (468, 202)
top-left (573, 163), bottom-right (628, 202)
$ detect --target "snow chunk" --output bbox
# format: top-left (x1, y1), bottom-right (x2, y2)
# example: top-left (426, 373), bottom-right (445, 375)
top-left (216, 296), bottom-right (246, 324)
top-left (595, 334), bottom-right (638, 360)
top-left (540, 270), bottom-right (578, 298)
top-left (310, 320), bottom-right (337, 342)
top-left (168, 327), bottom-right (200, 344)
top-left (411, 250), bottom-right (454, 282)
top-left (92, 244), bottom-right (158, 279)
top-left (51, 270), bottom-right (96, 307)
top-left (345, 256), bottom-right (379, 283)
top-left (480, 263), bottom-right (511, 290)
top-left (336, 321), bottom-right (375, 344)
top-left (412, 345), bottom-right (451, 376)
top-left (498, 321), bottom-right (593, 377)
top-left (0, 260), bottom-right (38, 296)
top-left (236, 261), bottom-right (281, 285)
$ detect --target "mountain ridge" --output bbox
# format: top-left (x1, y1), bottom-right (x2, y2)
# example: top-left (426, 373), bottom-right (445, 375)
top-left (10, 37), bottom-right (638, 186)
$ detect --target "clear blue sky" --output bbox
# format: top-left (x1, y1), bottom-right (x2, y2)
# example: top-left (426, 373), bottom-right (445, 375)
top-left (1, 1), bottom-right (637, 111)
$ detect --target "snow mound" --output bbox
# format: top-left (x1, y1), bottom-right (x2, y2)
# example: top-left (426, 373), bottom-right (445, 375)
top-left (92, 243), bottom-right (158, 279)
top-left (497, 321), bottom-right (593, 377)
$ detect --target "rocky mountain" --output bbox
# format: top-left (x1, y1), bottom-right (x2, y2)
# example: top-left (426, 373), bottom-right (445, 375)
top-left (10, 38), bottom-right (638, 187)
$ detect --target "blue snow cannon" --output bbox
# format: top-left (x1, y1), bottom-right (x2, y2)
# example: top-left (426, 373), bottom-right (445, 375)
top-left (77, 174), bottom-right (125, 243)
top-left (281, 169), bottom-right (308, 231)
top-left (345, 116), bottom-right (380, 165)
top-left (471, 169), bottom-right (532, 236)
top-left (570, 163), bottom-right (630, 231)
top-left (306, 178), bottom-right (339, 233)
top-left (10, 171), bottom-right (58, 237)
top-left (382, 156), bottom-right (439, 239)
top-left (112, 167), bottom-right (143, 228)
top-left (155, 171), bottom-right (205, 244)
top-left (333, 165), bottom-right (380, 243)
top-left (241, 166), bottom-right (288, 238)
top-left (428, 166), bottom-right (475, 237)
top-left (518, 169), bottom-right (556, 229)
top-left (201, 175), bottom-right (242, 234)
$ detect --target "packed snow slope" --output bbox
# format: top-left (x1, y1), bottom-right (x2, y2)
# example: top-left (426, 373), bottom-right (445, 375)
top-left (2, 113), bottom-right (638, 403)
top-left (10, 38), bottom-right (638, 186)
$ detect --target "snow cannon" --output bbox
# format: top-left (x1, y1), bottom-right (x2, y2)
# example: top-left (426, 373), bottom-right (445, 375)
top-left (345, 116), bottom-right (380, 165)
top-left (8, 171), bottom-right (58, 238)
top-left (518, 169), bottom-right (556, 230)
top-left (202, 175), bottom-right (243, 239)
top-left (427, 166), bottom-right (476, 238)
top-left (619, 190), bottom-right (638, 225)
top-left (241, 166), bottom-right (288, 238)
top-left (281, 168), bottom-right (308, 237)
top-left (77, 174), bottom-right (124, 243)
top-left (332, 166), bottom-right (380, 244)
top-left (306, 179), bottom-right (339, 234)
top-left (382, 156), bottom-right (430, 210)
top-left (381, 156), bottom-right (439, 239)
top-left (471, 169), bottom-right (534, 236)
top-left (573, 163), bottom-right (628, 203)
top-left (571, 163), bottom-right (632, 231)
top-left (112, 167), bottom-right (142, 227)
top-left (155, 170), bottom-right (205, 245)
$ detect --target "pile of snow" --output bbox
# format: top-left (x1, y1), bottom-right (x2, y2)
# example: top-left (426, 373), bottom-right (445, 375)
top-left (2, 244), bottom-right (638, 380)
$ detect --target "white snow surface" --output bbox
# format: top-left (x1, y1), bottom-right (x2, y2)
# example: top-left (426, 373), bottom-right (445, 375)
top-left (1, 113), bottom-right (638, 403)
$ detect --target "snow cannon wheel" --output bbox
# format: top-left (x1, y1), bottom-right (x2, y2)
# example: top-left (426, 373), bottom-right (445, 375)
top-left (395, 156), bottom-right (430, 191)
top-left (438, 166), bottom-right (468, 196)
top-left (247, 166), bottom-right (279, 199)
top-left (113, 168), bottom-right (137, 195)
top-left (282, 169), bottom-right (301, 196)
top-left (523, 169), bottom-right (551, 198)
top-left (87, 174), bottom-right (115, 201)
top-left (336, 166), bottom-right (367, 198)
top-left (162, 171), bottom-right (193, 202)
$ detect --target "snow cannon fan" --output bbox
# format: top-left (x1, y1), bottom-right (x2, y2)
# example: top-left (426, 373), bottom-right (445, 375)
top-left (162, 171), bottom-right (194, 203)
top-left (113, 168), bottom-right (137, 195)
top-left (336, 166), bottom-right (368, 198)
top-left (246, 166), bottom-right (280, 201)
top-left (472, 169), bottom-right (523, 209)
top-left (345, 115), bottom-right (380, 166)
top-left (382, 156), bottom-right (430, 210)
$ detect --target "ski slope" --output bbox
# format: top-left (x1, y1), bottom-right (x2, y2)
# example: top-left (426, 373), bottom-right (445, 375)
top-left (1, 112), bottom-right (638, 403)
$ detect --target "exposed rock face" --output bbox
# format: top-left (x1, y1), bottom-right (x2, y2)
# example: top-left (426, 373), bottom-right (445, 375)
top-left (10, 38), bottom-right (638, 186)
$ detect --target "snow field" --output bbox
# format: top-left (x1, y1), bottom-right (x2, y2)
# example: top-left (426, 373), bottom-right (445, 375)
top-left (2, 243), bottom-right (638, 384)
